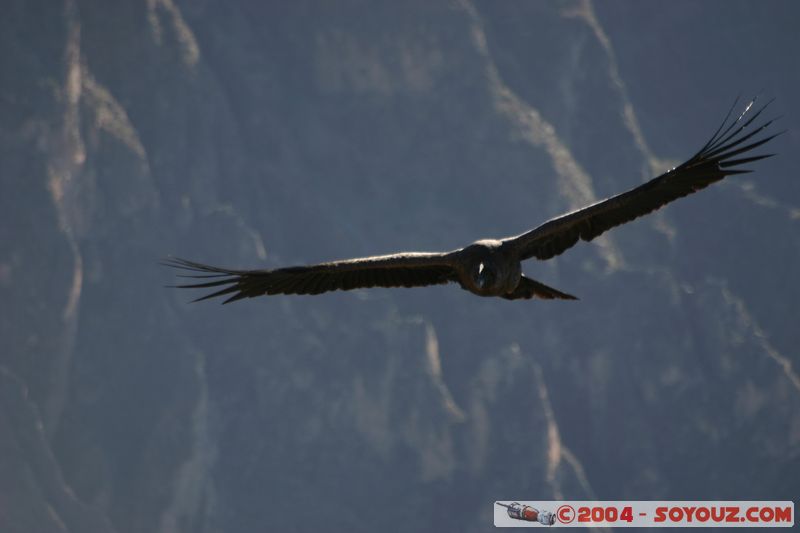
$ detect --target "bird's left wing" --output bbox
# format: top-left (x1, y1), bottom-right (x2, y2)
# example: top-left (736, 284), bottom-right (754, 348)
top-left (503, 98), bottom-right (780, 261)
top-left (164, 252), bottom-right (457, 303)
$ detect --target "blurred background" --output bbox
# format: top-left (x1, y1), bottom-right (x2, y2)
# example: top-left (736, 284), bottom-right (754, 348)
top-left (1, 1), bottom-right (799, 532)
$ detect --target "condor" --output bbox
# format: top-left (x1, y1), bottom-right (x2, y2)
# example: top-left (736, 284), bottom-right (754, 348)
top-left (166, 98), bottom-right (779, 303)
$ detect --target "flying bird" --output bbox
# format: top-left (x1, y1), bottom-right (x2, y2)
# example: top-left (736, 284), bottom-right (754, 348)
top-left (165, 98), bottom-right (779, 303)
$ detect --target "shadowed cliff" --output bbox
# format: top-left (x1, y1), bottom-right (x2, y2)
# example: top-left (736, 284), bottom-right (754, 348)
top-left (1, 1), bottom-right (799, 532)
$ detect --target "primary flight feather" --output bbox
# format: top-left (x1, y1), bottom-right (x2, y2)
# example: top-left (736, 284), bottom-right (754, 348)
top-left (165, 97), bottom-right (780, 303)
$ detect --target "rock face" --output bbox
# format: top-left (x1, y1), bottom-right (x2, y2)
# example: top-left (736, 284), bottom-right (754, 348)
top-left (1, 1), bottom-right (799, 531)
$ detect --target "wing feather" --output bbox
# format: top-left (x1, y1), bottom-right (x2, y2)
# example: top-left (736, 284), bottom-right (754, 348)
top-left (504, 97), bottom-right (781, 261)
top-left (163, 252), bottom-right (457, 303)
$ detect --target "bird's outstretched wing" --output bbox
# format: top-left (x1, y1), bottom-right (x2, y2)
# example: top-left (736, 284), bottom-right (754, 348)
top-left (164, 253), bottom-right (457, 303)
top-left (504, 97), bottom-right (781, 261)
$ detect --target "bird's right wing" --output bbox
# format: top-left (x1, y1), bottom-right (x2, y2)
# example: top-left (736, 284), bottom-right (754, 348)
top-left (164, 252), bottom-right (458, 303)
top-left (503, 97), bottom-right (780, 261)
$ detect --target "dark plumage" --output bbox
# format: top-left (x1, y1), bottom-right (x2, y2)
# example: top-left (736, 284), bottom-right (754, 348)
top-left (165, 97), bottom-right (780, 304)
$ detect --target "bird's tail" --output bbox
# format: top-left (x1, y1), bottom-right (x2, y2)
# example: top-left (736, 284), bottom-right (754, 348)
top-left (503, 276), bottom-right (578, 300)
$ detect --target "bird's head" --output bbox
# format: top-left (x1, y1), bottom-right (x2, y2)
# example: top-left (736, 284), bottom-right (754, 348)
top-left (474, 261), bottom-right (497, 290)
